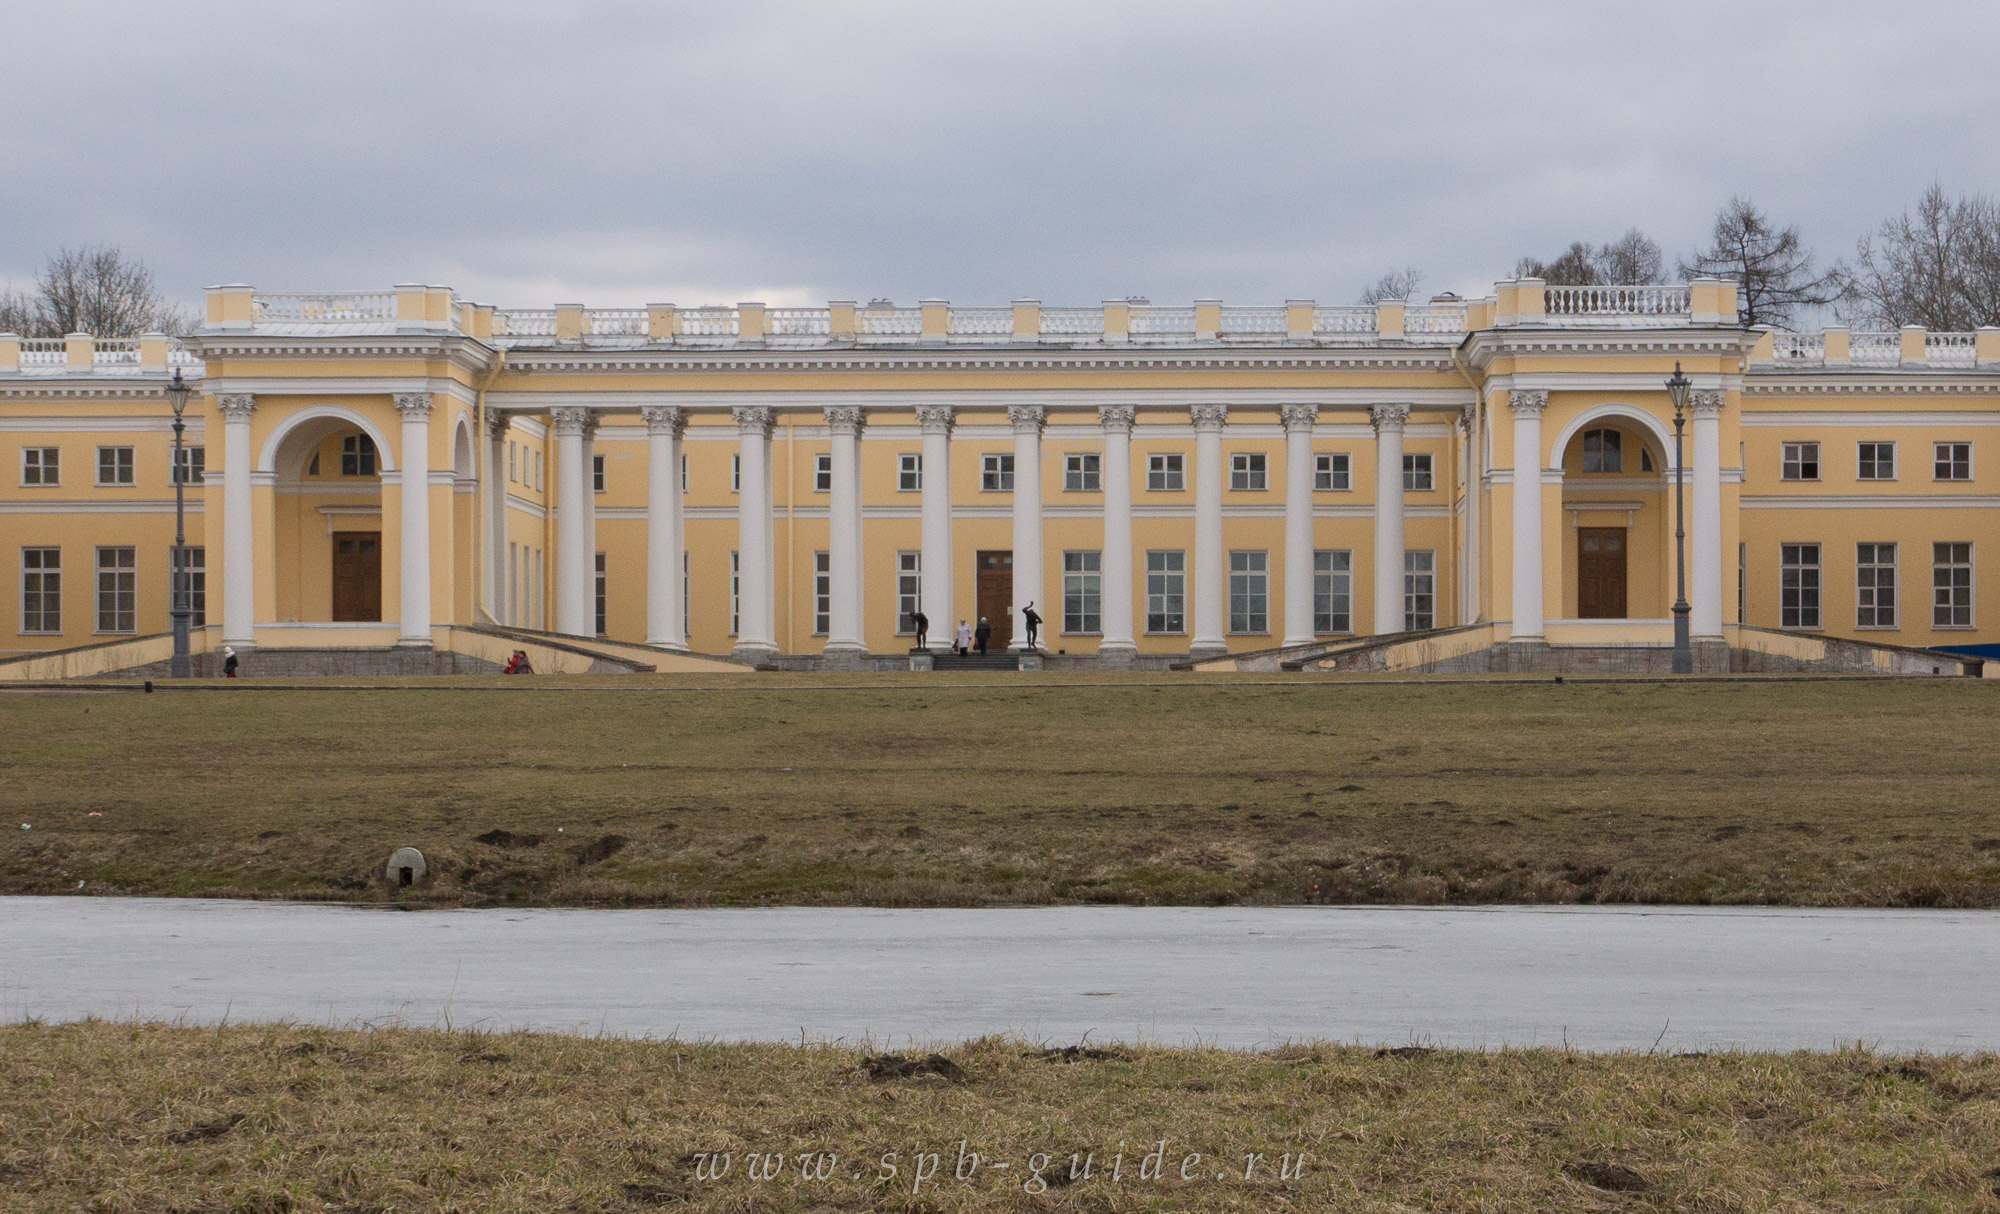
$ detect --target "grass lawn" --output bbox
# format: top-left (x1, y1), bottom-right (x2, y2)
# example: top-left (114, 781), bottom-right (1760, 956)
top-left (3, 674), bottom-right (1998, 908)
top-left (2, 1022), bottom-right (1996, 1212)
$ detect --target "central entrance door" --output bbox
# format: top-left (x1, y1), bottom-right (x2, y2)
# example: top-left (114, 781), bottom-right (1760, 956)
top-left (975, 550), bottom-right (1013, 649)
top-left (331, 531), bottom-right (382, 622)
top-left (1577, 527), bottom-right (1628, 618)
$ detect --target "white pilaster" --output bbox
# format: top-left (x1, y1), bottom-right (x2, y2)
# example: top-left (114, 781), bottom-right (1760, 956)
top-left (1691, 389), bottom-right (1725, 637)
top-left (823, 406), bottom-right (866, 654)
top-left (916, 404), bottom-right (955, 636)
top-left (218, 394), bottom-right (256, 647)
top-left (1008, 405), bottom-right (1045, 650)
top-left (1459, 405), bottom-right (1479, 624)
top-left (394, 393), bottom-right (434, 646)
top-left (732, 405), bottom-right (776, 659)
top-left (1190, 403), bottom-right (1228, 659)
top-left (1280, 404), bottom-right (1318, 646)
top-left (1097, 405), bottom-right (1137, 657)
top-left (483, 411), bottom-right (507, 622)
top-left (1371, 404), bottom-right (1410, 634)
top-left (550, 406), bottom-right (593, 637)
top-left (643, 406), bottom-right (687, 649)
top-left (1509, 390), bottom-right (1547, 640)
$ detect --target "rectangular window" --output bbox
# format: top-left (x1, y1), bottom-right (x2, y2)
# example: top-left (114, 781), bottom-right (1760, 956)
top-left (1313, 549), bottom-right (1352, 634)
top-left (1314, 453), bottom-right (1350, 491)
top-left (1146, 550), bottom-right (1185, 634)
top-left (508, 542), bottom-right (518, 626)
top-left (1064, 453), bottom-right (1101, 492)
top-left (593, 454), bottom-right (606, 493)
top-left (509, 441), bottom-right (517, 483)
top-left (1229, 452), bottom-right (1267, 491)
top-left (1228, 549), bottom-right (1269, 633)
top-left (1582, 429), bottom-right (1623, 473)
top-left (341, 434), bottom-right (378, 477)
top-left (594, 552), bottom-right (607, 635)
top-left (1857, 441), bottom-right (1895, 481)
top-left (172, 545), bottom-right (206, 627)
top-left (898, 453), bottom-right (922, 492)
top-left (731, 453), bottom-right (741, 493)
top-left (1856, 542), bottom-right (1897, 629)
top-left (95, 546), bottom-right (135, 633)
top-left (814, 453), bottom-right (831, 493)
top-left (682, 549), bottom-right (689, 639)
top-left (1781, 441), bottom-right (1820, 481)
top-left (1935, 442), bottom-right (1972, 481)
top-left (1402, 452), bottom-right (1433, 491)
top-left (96, 446), bottom-right (135, 486)
top-left (681, 452), bottom-right (688, 495)
top-left (1147, 453), bottom-right (1184, 492)
top-left (1737, 541), bottom-right (1747, 625)
top-left (981, 452), bottom-right (1014, 491)
top-left (1934, 542), bottom-right (1973, 627)
top-left (172, 445), bottom-right (205, 486)
top-left (1780, 542), bottom-right (1821, 629)
top-left (729, 551), bottom-right (740, 636)
top-left (1403, 549), bottom-right (1435, 631)
top-left (533, 547), bottom-right (543, 629)
top-left (896, 551), bottom-right (922, 633)
top-left (21, 547), bottom-right (59, 633)
top-left (1062, 550), bottom-right (1102, 634)
top-left (534, 451), bottom-right (542, 491)
top-left (813, 550), bottom-right (831, 635)
top-left (22, 446), bottom-right (58, 486)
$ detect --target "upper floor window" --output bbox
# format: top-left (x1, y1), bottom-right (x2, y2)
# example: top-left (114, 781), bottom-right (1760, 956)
top-left (731, 453), bottom-right (741, 492)
top-left (1229, 452), bottom-right (1267, 491)
top-left (1935, 442), bottom-right (1972, 481)
top-left (1064, 453), bottom-right (1101, 492)
top-left (1781, 441), bottom-right (1819, 482)
top-left (96, 446), bottom-right (134, 486)
top-left (1314, 453), bottom-right (1350, 491)
top-left (814, 453), bottom-right (832, 492)
top-left (981, 453), bottom-right (1014, 492)
top-left (173, 445), bottom-right (206, 486)
top-left (1147, 453), bottom-right (1184, 492)
top-left (1402, 452), bottom-right (1433, 491)
top-left (593, 454), bottom-right (606, 493)
top-left (21, 446), bottom-right (58, 486)
top-left (341, 433), bottom-right (378, 477)
top-left (898, 453), bottom-right (922, 492)
top-left (1581, 428), bottom-right (1622, 473)
top-left (1857, 442), bottom-right (1895, 481)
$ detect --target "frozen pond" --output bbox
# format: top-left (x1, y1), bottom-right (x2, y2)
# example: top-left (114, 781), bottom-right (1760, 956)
top-left (3, 897), bottom-right (1994, 1052)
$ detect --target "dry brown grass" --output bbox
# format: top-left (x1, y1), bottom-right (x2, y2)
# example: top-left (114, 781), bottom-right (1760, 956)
top-left (2, 1021), bottom-right (1997, 1212)
top-left (3, 674), bottom-right (1998, 908)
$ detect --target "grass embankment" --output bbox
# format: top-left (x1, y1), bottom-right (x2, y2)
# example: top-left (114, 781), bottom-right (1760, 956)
top-left (2, 1022), bottom-right (1996, 1212)
top-left (3, 675), bottom-right (1998, 907)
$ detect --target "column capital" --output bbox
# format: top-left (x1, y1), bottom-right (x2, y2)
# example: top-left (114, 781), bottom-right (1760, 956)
top-left (731, 405), bottom-right (773, 436)
top-left (216, 393), bottom-right (256, 422)
top-left (483, 409), bottom-right (509, 437)
top-left (550, 405), bottom-right (594, 437)
top-left (1007, 404), bottom-right (1046, 434)
top-left (822, 405), bottom-right (865, 435)
top-left (915, 404), bottom-right (956, 434)
top-left (1279, 403), bottom-right (1319, 433)
top-left (393, 392), bottom-right (433, 420)
top-left (1508, 390), bottom-right (1547, 417)
top-left (641, 405), bottom-right (687, 436)
top-left (1457, 404), bottom-right (1475, 434)
top-left (1097, 404), bottom-right (1136, 434)
top-left (1190, 403), bottom-right (1228, 432)
top-left (1690, 389), bottom-right (1725, 417)
top-left (1369, 403), bottom-right (1411, 432)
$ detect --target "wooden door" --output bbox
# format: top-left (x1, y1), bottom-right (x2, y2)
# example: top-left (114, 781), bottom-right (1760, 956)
top-left (975, 550), bottom-right (1013, 648)
top-left (1577, 527), bottom-right (1627, 619)
top-left (332, 531), bottom-right (382, 622)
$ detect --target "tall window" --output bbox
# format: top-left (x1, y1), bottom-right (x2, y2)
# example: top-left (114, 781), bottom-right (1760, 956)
top-left (1228, 550), bottom-right (1268, 633)
top-left (1738, 542), bottom-right (1747, 625)
top-left (1146, 550), bottom-right (1185, 634)
top-left (96, 446), bottom-right (134, 486)
top-left (896, 551), bottom-right (922, 633)
top-left (1403, 549), bottom-right (1435, 631)
top-left (898, 453), bottom-right (922, 491)
top-left (172, 546), bottom-right (206, 627)
top-left (1314, 453), bottom-right (1350, 491)
top-left (1780, 543), bottom-right (1821, 629)
top-left (1935, 442), bottom-right (1972, 481)
top-left (532, 547), bottom-right (543, 628)
top-left (814, 453), bottom-right (832, 492)
top-left (95, 546), bottom-right (135, 633)
top-left (1857, 442), bottom-right (1895, 481)
top-left (1781, 441), bottom-right (1819, 481)
top-left (509, 441), bottom-right (518, 482)
top-left (1314, 550), bottom-right (1352, 634)
top-left (1147, 453), bottom-right (1184, 491)
top-left (1064, 453), bottom-right (1101, 491)
top-left (1581, 429), bottom-right (1623, 473)
top-left (22, 447), bottom-right (58, 486)
top-left (1063, 550), bottom-right (1102, 634)
top-left (21, 547), bottom-right (59, 633)
top-left (593, 455), bottom-right (606, 493)
top-left (731, 453), bottom-right (741, 492)
top-left (729, 551), bottom-right (740, 636)
top-left (508, 542), bottom-right (519, 626)
top-left (594, 553), bottom-right (607, 635)
top-left (1402, 452), bottom-right (1433, 491)
top-left (1229, 452), bottom-right (1267, 491)
top-left (341, 433), bottom-right (378, 476)
top-left (173, 445), bottom-right (205, 486)
top-left (534, 450), bottom-right (543, 491)
top-left (682, 550), bottom-right (689, 639)
top-left (1934, 542), bottom-right (1973, 627)
top-left (1856, 542), bottom-right (1896, 629)
top-left (981, 453), bottom-right (1014, 491)
top-left (813, 551), bottom-right (831, 635)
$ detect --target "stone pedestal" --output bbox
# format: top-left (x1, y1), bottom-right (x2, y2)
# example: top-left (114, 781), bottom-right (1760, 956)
top-left (908, 651), bottom-right (935, 672)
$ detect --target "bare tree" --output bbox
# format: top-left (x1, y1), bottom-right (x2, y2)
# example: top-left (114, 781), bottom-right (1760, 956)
top-left (1, 246), bottom-right (193, 337)
top-left (1844, 184), bottom-right (2000, 330)
top-left (1595, 228), bottom-right (1664, 284)
top-left (0, 287), bottom-right (38, 335)
top-left (1358, 267), bottom-right (1423, 304)
top-left (1515, 242), bottom-right (1600, 285)
top-left (1679, 197), bottom-right (1844, 329)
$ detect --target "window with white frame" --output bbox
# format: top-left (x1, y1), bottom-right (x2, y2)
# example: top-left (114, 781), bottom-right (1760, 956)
top-left (1934, 542), bottom-right (1973, 627)
top-left (96, 446), bottom-right (134, 486)
top-left (593, 454), bottom-right (606, 493)
top-left (1403, 549), bottom-right (1435, 630)
top-left (1781, 441), bottom-right (1820, 481)
top-left (594, 552), bottom-right (607, 635)
top-left (508, 542), bottom-right (518, 625)
top-left (22, 446), bottom-right (58, 486)
top-left (172, 545), bottom-right (206, 627)
top-left (898, 453), bottom-right (922, 491)
top-left (1856, 542), bottom-right (1896, 628)
top-left (534, 450), bottom-right (542, 491)
top-left (813, 550), bottom-right (830, 635)
top-left (682, 549), bottom-right (689, 638)
top-left (1147, 452), bottom-right (1184, 491)
top-left (681, 452), bottom-right (687, 494)
top-left (729, 550), bottom-right (740, 635)
top-left (1064, 453), bottom-right (1101, 492)
top-left (508, 441), bottom-right (517, 483)
top-left (1402, 452), bottom-right (1433, 491)
top-left (896, 551), bottom-right (921, 633)
top-left (1145, 550), bottom-right (1184, 634)
top-left (95, 546), bottom-right (135, 633)
top-left (814, 453), bottom-right (831, 492)
top-left (1062, 550), bottom-right (1101, 633)
top-left (1229, 452), bottom-right (1267, 491)
top-left (1935, 442), bottom-right (1972, 481)
top-left (173, 445), bottom-right (205, 486)
top-left (1780, 542), bottom-right (1821, 629)
top-left (1857, 441), bottom-right (1895, 481)
top-left (341, 433), bottom-right (378, 476)
top-left (981, 453), bottom-right (1014, 491)
top-left (21, 547), bottom-right (59, 633)
top-left (731, 453), bottom-right (741, 492)
top-left (1314, 549), bottom-right (1352, 634)
top-left (1581, 428), bottom-right (1623, 473)
top-left (1314, 453), bottom-right (1350, 491)
top-left (1228, 550), bottom-right (1268, 633)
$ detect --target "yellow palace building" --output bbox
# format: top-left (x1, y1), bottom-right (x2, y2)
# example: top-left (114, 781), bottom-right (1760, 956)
top-left (1, 278), bottom-right (1995, 676)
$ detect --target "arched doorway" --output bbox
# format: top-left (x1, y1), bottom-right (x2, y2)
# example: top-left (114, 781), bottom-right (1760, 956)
top-left (1551, 408), bottom-right (1675, 621)
top-left (260, 409), bottom-right (396, 623)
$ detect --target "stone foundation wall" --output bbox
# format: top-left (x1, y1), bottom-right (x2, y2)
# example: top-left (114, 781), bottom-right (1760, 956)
top-left (117, 647), bottom-right (502, 678)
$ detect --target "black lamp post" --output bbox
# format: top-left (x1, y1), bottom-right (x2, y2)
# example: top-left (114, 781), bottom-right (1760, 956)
top-left (1665, 362), bottom-right (1693, 674)
top-left (165, 368), bottom-right (193, 678)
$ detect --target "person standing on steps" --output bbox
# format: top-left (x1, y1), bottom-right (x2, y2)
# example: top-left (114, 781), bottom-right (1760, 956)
top-left (1021, 601), bottom-right (1041, 650)
top-left (955, 618), bottom-right (972, 655)
top-left (974, 616), bottom-right (992, 655)
top-left (911, 609), bottom-right (930, 650)
top-left (221, 646), bottom-right (239, 678)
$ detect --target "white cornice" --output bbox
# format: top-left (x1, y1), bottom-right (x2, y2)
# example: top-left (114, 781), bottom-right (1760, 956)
top-left (0, 416), bottom-right (206, 435)
top-left (182, 333), bottom-right (498, 373)
top-left (1464, 327), bottom-right (1760, 369)
top-left (198, 377), bottom-right (480, 407)
top-left (1743, 375), bottom-right (2000, 397)
top-left (495, 346), bottom-right (1463, 377)
top-left (485, 386), bottom-right (1475, 412)
top-left (1741, 493), bottom-right (2000, 509)
top-left (0, 380), bottom-right (197, 401)
top-left (0, 499), bottom-right (207, 514)
top-left (1738, 410), bottom-right (2000, 427)
top-left (1486, 372), bottom-right (1741, 393)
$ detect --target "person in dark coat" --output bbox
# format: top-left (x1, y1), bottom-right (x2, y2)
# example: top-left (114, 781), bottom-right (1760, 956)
top-left (912, 609), bottom-right (930, 650)
top-left (1021, 601), bottom-right (1041, 649)
top-left (974, 617), bottom-right (992, 655)
top-left (221, 646), bottom-right (239, 678)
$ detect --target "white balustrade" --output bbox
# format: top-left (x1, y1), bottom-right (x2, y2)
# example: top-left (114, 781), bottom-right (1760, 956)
top-left (947, 307), bottom-right (1012, 336)
top-left (677, 308), bottom-right (740, 338)
top-left (1219, 306), bottom-right (1286, 334)
top-left (1771, 332), bottom-right (1825, 362)
top-left (855, 307), bottom-right (922, 336)
top-left (18, 338), bottom-right (65, 365)
top-left (1544, 284), bottom-right (1691, 317)
top-left (494, 309), bottom-right (555, 337)
top-left (1926, 331), bottom-right (1977, 367)
top-left (1313, 306), bottom-right (1375, 334)
top-left (1128, 306), bottom-right (1195, 335)
top-left (1039, 307), bottom-right (1104, 336)
top-left (586, 309), bottom-right (648, 337)
top-left (92, 339), bottom-right (140, 365)
top-left (167, 343), bottom-right (203, 368)
top-left (767, 308), bottom-right (831, 337)
top-left (1850, 332), bottom-right (1900, 366)
top-left (1403, 304), bottom-right (1468, 336)
top-left (252, 291), bottom-right (397, 322)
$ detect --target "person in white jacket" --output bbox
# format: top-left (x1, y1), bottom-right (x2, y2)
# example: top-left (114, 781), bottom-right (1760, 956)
top-left (954, 619), bottom-right (972, 655)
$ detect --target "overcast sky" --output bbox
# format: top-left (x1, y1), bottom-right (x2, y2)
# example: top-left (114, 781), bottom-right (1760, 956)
top-left (5, 1), bottom-right (1999, 312)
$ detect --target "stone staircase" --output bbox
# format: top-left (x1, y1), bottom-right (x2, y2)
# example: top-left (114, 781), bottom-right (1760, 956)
top-left (928, 650), bottom-right (1021, 671)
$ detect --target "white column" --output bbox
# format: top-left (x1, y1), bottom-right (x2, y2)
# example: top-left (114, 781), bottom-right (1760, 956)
top-left (1460, 405), bottom-right (1480, 624)
top-left (916, 404), bottom-right (955, 636)
top-left (394, 393), bottom-right (433, 646)
top-left (1190, 403), bottom-right (1228, 659)
top-left (643, 406), bottom-right (687, 649)
top-left (1280, 404), bottom-right (1319, 646)
top-left (732, 405), bottom-right (776, 658)
top-left (218, 394), bottom-right (256, 647)
top-left (550, 406), bottom-right (593, 636)
top-left (823, 406), bottom-right (866, 654)
top-left (1008, 405), bottom-right (1045, 649)
top-left (1097, 405), bottom-right (1137, 658)
top-left (483, 410), bottom-right (507, 622)
top-left (1691, 389), bottom-right (1725, 638)
top-left (1509, 390), bottom-right (1547, 639)
top-left (1371, 404), bottom-right (1409, 634)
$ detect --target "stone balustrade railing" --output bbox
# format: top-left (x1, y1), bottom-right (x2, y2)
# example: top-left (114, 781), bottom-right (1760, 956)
top-left (0, 332), bottom-right (204, 376)
top-left (1757, 324), bottom-right (2000, 368)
